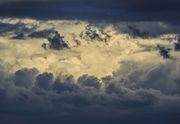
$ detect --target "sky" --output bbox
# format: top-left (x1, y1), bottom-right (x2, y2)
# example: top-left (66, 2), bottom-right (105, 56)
top-left (0, 0), bottom-right (179, 22)
top-left (0, 1), bottom-right (180, 124)
top-left (0, 17), bottom-right (180, 124)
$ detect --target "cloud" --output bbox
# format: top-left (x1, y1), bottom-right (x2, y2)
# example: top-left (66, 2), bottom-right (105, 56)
top-left (36, 72), bottom-right (54, 90)
top-left (77, 74), bottom-right (101, 89)
top-left (52, 75), bottom-right (78, 93)
top-left (1, 59), bottom-right (180, 124)
top-left (0, 0), bottom-right (180, 22)
top-left (14, 68), bottom-right (38, 88)
top-left (114, 22), bottom-right (180, 38)
top-left (0, 18), bottom-right (180, 123)
top-left (80, 25), bottom-right (111, 42)
top-left (0, 88), bottom-right (7, 103)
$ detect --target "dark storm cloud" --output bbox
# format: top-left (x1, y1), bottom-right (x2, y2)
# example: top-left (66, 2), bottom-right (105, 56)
top-left (36, 72), bottom-right (54, 90)
top-left (53, 75), bottom-right (78, 93)
top-left (77, 74), bottom-right (101, 89)
top-left (14, 68), bottom-right (38, 88)
top-left (1, 60), bottom-right (180, 124)
top-left (0, 0), bottom-right (179, 22)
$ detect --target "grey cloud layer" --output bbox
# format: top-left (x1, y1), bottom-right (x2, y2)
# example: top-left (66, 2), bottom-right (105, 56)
top-left (0, 60), bottom-right (180, 124)
top-left (0, 0), bottom-right (179, 22)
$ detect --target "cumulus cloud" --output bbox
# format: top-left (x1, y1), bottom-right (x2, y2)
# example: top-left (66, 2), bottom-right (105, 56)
top-left (0, 18), bottom-right (180, 124)
top-left (14, 68), bottom-right (38, 88)
top-left (36, 72), bottom-right (54, 90)
top-left (53, 76), bottom-right (78, 93)
top-left (77, 74), bottom-right (101, 89)
top-left (0, 61), bottom-right (180, 124)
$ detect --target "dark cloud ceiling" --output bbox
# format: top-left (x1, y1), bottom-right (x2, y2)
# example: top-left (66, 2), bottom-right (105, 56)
top-left (0, 0), bottom-right (179, 22)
